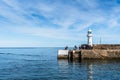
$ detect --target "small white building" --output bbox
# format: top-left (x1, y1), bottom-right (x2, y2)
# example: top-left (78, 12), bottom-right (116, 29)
top-left (87, 29), bottom-right (93, 46)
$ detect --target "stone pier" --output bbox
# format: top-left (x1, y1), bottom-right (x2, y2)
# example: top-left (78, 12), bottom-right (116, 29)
top-left (58, 49), bottom-right (120, 60)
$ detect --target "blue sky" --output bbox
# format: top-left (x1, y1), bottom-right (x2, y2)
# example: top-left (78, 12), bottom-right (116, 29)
top-left (0, 0), bottom-right (120, 47)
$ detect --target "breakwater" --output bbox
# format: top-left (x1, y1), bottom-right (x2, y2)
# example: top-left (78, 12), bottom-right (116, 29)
top-left (58, 50), bottom-right (120, 60)
top-left (58, 44), bottom-right (120, 60)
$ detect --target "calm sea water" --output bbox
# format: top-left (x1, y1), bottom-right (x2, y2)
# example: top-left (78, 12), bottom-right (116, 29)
top-left (0, 47), bottom-right (119, 80)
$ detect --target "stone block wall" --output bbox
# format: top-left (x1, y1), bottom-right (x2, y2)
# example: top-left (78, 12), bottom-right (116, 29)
top-left (81, 50), bottom-right (120, 59)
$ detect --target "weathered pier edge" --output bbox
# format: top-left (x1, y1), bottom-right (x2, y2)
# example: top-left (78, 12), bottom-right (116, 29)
top-left (58, 45), bottom-right (120, 60)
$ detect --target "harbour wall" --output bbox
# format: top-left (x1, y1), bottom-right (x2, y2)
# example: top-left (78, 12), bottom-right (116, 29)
top-left (81, 50), bottom-right (120, 59)
top-left (58, 49), bottom-right (120, 60)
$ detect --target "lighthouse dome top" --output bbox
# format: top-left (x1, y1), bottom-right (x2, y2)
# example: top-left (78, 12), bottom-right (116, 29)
top-left (88, 29), bottom-right (92, 32)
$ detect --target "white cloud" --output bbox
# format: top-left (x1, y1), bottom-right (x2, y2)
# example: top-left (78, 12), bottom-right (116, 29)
top-left (0, 0), bottom-right (120, 46)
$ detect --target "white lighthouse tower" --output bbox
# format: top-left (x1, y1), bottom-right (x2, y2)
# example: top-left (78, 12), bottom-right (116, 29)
top-left (87, 29), bottom-right (93, 46)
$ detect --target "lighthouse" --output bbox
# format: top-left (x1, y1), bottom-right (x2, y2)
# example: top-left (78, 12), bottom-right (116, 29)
top-left (87, 29), bottom-right (93, 46)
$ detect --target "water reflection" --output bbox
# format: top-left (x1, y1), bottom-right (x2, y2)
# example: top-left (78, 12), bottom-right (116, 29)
top-left (88, 63), bottom-right (93, 80)
top-left (58, 59), bottom-right (120, 80)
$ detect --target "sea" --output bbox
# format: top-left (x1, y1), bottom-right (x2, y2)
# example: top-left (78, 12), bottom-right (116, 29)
top-left (0, 47), bottom-right (119, 80)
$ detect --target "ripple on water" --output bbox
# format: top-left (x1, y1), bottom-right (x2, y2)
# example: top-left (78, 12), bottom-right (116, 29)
top-left (0, 48), bottom-right (119, 80)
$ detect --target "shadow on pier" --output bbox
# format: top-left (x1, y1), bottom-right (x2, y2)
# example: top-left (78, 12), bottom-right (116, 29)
top-left (68, 50), bottom-right (82, 62)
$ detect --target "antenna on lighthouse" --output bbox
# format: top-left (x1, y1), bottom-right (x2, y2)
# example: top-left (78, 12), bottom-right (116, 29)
top-left (100, 37), bottom-right (101, 44)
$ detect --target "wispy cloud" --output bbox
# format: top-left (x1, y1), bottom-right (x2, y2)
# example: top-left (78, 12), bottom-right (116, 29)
top-left (0, 0), bottom-right (120, 46)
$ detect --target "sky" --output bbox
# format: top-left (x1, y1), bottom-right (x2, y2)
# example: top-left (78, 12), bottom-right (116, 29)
top-left (0, 0), bottom-right (120, 47)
